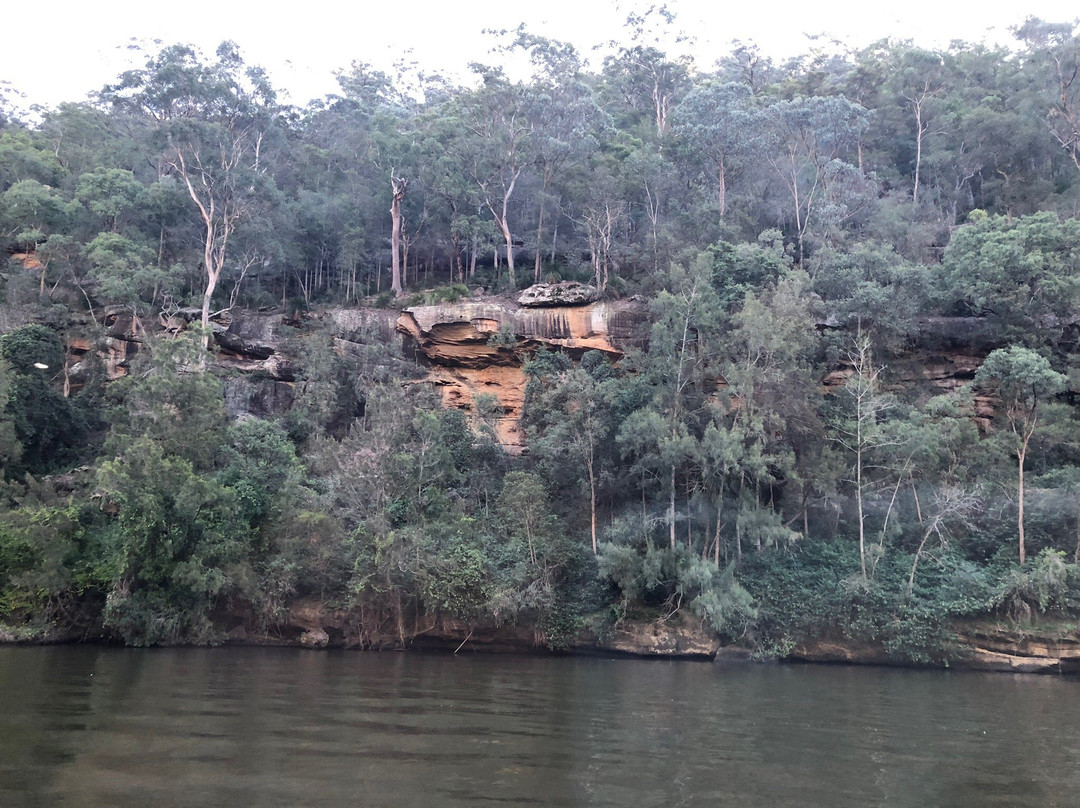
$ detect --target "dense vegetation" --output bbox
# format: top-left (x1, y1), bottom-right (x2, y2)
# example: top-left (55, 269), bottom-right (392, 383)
top-left (3, 13), bottom-right (1080, 659)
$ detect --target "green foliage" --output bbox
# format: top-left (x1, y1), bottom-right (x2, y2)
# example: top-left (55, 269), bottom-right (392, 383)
top-left (0, 325), bottom-right (82, 475)
top-left (75, 168), bottom-right (143, 230)
top-left (974, 345), bottom-right (1066, 409)
top-left (416, 528), bottom-right (491, 620)
top-left (0, 357), bottom-right (23, 471)
top-left (707, 232), bottom-right (794, 313)
top-left (0, 523), bottom-right (39, 616)
top-left (422, 283), bottom-right (470, 304)
top-left (742, 539), bottom-right (994, 664)
top-left (0, 475), bottom-right (115, 632)
top-left (487, 470), bottom-right (585, 647)
top-left (812, 242), bottom-right (926, 349)
top-left (993, 549), bottom-right (1074, 619)
top-left (217, 418), bottom-right (305, 528)
top-left (103, 333), bottom-right (227, 469)
top-left (98, 436), bottom-right (249, 645)
top-left (287, 331), bottom-right (365, 443)
top-left (597, 537), bottom-right (757, 639)
top-left (941, 213), bottom-right (1080, 341)
top-left (0, 129), bottom-right (65, 191)
top-left (8, 28), bottom-right (1080, 658)
top-left (0, 323), bottom-right (63, 374)
top-left (486, 323), bottom-right (517, 348)
top-left (85, 232), bottom-right (172, 307)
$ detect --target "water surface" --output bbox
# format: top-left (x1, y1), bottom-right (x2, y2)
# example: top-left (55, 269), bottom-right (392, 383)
top-left (1, 646), bottom-right (1076, 807)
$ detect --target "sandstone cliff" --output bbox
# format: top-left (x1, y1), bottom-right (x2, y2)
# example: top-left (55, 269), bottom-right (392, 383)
top-left (68, 299), bottom-right (1009, 450)
top-left (395, 297), bottom-right (648, 450)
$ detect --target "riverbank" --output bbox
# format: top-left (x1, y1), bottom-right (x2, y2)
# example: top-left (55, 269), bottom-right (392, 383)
top-left (6, 608), bottom-right (1079, 675)
top-left (774, 617), bottom-right (1080, 674)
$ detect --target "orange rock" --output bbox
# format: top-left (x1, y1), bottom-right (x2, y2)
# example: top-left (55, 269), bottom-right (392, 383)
top-left (397, 298), bottom-right (647, 451)
top-left (12, 252), bottom-right (43, 271)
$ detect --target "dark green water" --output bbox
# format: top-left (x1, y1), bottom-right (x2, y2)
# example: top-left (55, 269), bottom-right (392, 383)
top-left (0, 647), bottom-right (1077, 807)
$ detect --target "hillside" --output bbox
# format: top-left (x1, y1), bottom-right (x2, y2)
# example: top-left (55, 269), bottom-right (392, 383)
top-left (4, 27), bottom-right (1080, 668)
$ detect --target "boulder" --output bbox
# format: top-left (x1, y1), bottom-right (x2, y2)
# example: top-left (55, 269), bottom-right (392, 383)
top-left (574, 615), bottom-right (721, 659)
top-left (214, 312), bottom-right (281, 360)
top-left (518, 281), bottom-right (599, 307)
top-left (299, 627), bottom-right (330, 648)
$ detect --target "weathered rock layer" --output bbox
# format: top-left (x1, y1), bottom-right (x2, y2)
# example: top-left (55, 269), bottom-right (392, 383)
top-left (231, 598), bottom-right (722, 659)
top-left (396, 298), bottom-right (647, 450)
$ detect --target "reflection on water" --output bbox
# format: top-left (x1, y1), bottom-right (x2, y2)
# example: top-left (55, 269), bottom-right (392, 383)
top-left (0, 646), bottom-right (1077, 807)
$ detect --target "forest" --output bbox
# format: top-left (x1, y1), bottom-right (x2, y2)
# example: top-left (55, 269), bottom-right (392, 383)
top-left (2, 12), bottom-right (1080, 662)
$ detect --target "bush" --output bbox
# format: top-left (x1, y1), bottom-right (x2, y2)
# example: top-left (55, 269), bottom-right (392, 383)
top-left (993, 549), bottom-right (1075, 619)
top-left (597, 537), bottom-right (758, 640)
top-left (740, 539), bottom-right (996, 664)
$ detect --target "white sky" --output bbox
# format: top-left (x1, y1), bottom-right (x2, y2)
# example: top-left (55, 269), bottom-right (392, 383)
top-left (3, 0), bottom-right (1078, 111)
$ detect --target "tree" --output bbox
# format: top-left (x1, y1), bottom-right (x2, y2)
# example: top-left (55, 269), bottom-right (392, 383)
top-left (573, 158), bottom-right (625, 294)
top-left (1033, 467), bottom-right (1080, 562)
top-left (389, 172), bottom-right (408, 296)
top-left (974, 346), bottom-right (1066, 564)
top-left (0, 356), bottom-right (22, 473)
top-left (618, 252), bottom-right (722, 551)
top-left (331, 62), bottom-right (421, 297)
top-left (720, 269), bottom-right (819, 559)
top-left (672, 82), bottom-right (760, 218)
top-left (97, 435), bottom-right (249, 645)
top-left (0, 179), bottom-right (75, 296)
top-left (103, 332), bottom-right (229, 469)
top-left (75, 168), bottom-right (144, 233)
top-left (450, 67), bottom-right (534, 287)
top-left (85, 231), bottom-right (172, 308)
top-left (0, 128), bottom-right (66, 220)
top-left (893, 47), bottom-right (951, 206)
top-left (858, 388), bottom-right (985, 595)
top-left (0, 325), bottom-right (80, 475)
top-left (217, 418), bottom-right (306, 529)
top-left (940, 212), bottom-right (1080, 343)
top-left (489, 470), bottom-right (577, 643)
top-left (528, 360), bottom-right (617, 555)
top-left (103, 42), bottom-right (280, 345)
top-left (763, 96), bottom-right (870, 262)
top-left (832, 332), bottom-right (903, 577)
top-left (1015, 19), bottom-right (1080, 175)
top-left (603, 5), bottom-right (691, 139)
top-left (811, 241), bottom-right (926, 350)
top-left (508, 28), bottom-right (607, 281)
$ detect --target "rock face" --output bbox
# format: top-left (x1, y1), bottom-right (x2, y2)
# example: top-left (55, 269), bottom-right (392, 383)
top-left (396, 298), bottom-right (647, 450)
top-left (62, 305), bottom-right (405, 422)
top-left (574, 616), bottom-right (722, 659)
top-left (259, 598), bottom-right (721, 659)
top-left (215, 312), bottom-right (281, 361)
top-left (820, 316), bottom-right (1008, 433)
top-left (58, 303), bottom-right (1034, 452)
top-left (956, 622), bottom-right (1080, 674)
top-left (791, 619), bottom-right (1080, 674)
top-left (320, 307), bottom-right (402, 349)
top-left (518, 281), bottom-right (599, 307)
top-left (68, 307), bottom-right (148, 383)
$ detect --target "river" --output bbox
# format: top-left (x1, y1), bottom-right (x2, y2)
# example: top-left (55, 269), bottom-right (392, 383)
top-left (1, 646), bottom-right (1077, 807)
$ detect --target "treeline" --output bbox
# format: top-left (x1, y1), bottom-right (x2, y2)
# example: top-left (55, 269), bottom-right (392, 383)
top-left (2, 16), bottom-right (1080, 656)
top-left (5, 18), bottom-right (1080, 312)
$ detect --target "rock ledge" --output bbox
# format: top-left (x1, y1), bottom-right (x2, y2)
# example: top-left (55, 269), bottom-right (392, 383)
top-left (518, 281), bottom-right (598, 307)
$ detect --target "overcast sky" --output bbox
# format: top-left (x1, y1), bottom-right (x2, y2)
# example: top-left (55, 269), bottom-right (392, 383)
top-left (3, 0), bottom-right (1078, 111)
